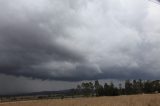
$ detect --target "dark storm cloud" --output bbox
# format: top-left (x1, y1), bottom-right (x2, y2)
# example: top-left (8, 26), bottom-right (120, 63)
top-left (0, 0), bottom-right (160, 81)
top-left (0, 74), bottom-right (78, 95)
top-left (0, 18), bottom-right (86, 80)
top-left (0, 0), bottom-right (87, 80)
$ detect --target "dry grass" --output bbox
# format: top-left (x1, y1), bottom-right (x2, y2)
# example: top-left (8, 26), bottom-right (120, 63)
top-left (0, 94), bottom-right (160, 106)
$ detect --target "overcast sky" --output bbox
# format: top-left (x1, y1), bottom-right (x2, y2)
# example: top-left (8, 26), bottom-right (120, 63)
top-left (0, 0), bottom-right (160, 95)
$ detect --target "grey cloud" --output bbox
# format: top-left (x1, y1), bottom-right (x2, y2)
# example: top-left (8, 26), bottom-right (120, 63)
top-left (0, 0), bottom-right (160, 81)
top-left (0, 0), bottom-right (86, 80)
top-left (0, 74), bottom-right (78, 95)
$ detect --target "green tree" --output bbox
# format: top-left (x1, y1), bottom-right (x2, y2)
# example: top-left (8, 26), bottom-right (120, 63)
top-left (137, 79), bottom-right (143, 93)
top-left (76, 84), bottom-right (82, 95)
top-left (104, 83), bottom-right (109, 96)
top-left (118, 83), bottom-right (122, 95)
top-left (125, 80), bottom-right (133, 95)
top-left (94, 80), bottom-right (104, 96)
top-left (144, 80), bottom-right (152, 93)
top-left (81, 82), bottom-right (94, 96)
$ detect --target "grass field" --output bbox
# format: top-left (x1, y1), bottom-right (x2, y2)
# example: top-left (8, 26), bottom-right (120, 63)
top-left (0, 94), bottom-right (159, 106)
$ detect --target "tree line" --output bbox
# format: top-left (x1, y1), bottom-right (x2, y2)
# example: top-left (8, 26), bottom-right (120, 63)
top-left (72, 80), bottom-right (160, 96)
top-left (1, 79), bottom-right (160, 102)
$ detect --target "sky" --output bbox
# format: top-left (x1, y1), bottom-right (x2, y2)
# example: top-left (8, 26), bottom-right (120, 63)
top-left (0, 0), bottom-right (160, 95)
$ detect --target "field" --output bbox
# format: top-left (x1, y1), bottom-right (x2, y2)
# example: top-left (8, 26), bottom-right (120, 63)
top-left (0, 94), bottom-right (160, 106)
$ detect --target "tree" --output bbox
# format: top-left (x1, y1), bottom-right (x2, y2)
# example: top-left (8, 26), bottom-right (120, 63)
top-left (104, 83), bottom-right (109, 96)
top-left (76, 84), bottom-right (82, 95)
top-left (132, 80), bottom-right (137, 94)
top-left (76, 79), bottom-right (160, 97)
top-left (81, 82), bottom-right (94, 96)
top-left (118, 83), bottom-right (122, 95)
top-left (88, 82), bottom-right (94, 96)
top-left (144, 80), bottom-right (152, 93)
top-left (137, 79), bottom-right (143, 93)
top-left (125, 80), bottom-right (133, 94)
top-left (94, 80), bottom-right (104, 96)
top-left (108, 82), bottom-right (114, 96)
top-left (94, 80), bottom-right (100, 96)
top-left (151, 80), bottom-right (160, 93)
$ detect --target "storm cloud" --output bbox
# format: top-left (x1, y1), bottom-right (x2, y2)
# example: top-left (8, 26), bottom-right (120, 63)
top-left (0, 0), bottom-right (160, 81)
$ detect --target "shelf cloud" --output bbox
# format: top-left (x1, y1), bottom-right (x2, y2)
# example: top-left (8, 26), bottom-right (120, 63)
top-left (0, 0), bottom-right (160, 81)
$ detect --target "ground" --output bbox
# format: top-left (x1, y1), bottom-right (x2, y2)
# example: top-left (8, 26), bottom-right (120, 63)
top-left (0, 94), bottom-right (160, 106)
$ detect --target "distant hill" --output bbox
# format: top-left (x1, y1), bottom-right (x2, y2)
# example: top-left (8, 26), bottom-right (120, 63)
top-left (0, 89), bottom-right (74, 97)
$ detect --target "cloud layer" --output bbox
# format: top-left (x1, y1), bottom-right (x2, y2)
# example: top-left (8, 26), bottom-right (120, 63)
top-left (0, 0), bottom-right (160, 81)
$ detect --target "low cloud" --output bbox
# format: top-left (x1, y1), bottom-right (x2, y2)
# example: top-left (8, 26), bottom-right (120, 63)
top-left (0, 0), bottom-right (160, 81)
